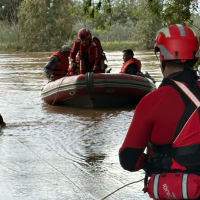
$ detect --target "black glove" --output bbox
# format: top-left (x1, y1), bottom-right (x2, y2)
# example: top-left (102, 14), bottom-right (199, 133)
top-left (49, 74), bottom-right (55, 81)
top-left (71, 62), bottom-right (77, 70)
top-left (106, 68), bottom-right (112, 73)
top-left (93, 69), bottom-right (97, 73)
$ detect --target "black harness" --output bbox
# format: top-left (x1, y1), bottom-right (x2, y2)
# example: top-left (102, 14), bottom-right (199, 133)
top-left (146, 78), bottom-right (200, 178)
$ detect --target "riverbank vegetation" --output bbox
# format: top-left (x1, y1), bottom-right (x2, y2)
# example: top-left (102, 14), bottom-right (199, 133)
top-left (0, 0), bottom-right (199, 52)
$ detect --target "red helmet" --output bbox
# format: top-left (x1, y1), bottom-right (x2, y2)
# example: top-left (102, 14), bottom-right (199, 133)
top-left (78, 28), bottom-right (91, 39)
top-left (154, 24), bottom-right (200, 61)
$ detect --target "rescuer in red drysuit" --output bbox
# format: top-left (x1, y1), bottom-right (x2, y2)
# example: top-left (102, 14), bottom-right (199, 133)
top-left (70, 28), bottom-right (106, 74)
top-left (119, 24), bottom-right (200, 200)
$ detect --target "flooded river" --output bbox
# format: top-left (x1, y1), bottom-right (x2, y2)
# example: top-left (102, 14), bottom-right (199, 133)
top-left (0, 51), bottom-right (162, 200)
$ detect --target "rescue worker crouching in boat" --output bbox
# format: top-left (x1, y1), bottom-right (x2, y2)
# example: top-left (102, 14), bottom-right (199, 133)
top-left (120, 49), bottom-right (142, 75)
top-left (69, 28), bottom-right (106, 74)
top-left (119, 24), bottom-right (200, 200)
top-left (43, 45), bottom-right (71, 81)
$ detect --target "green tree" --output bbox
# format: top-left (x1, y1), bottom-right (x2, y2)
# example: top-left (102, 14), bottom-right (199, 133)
top-left (0, 0), bottom-right (23, 23)
top-left (18, 0), bottom-right (74, 51)
top-left (133, 0), bottom-right (163, 50)
top-left (83, 0), bottom-right (199, 26)
top-left (81, 0), bottom-right (138, 30)
top-left (191, 14), bottom-right (200, 33)
top-left (73, 0), bottom-right (162, 50)
top-left (148, 0), bottom-right (199, 25)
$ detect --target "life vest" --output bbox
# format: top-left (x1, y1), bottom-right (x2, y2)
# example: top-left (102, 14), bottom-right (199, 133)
top-left (143, 79), bottom-right (200, 200)
top-left (147, 78), bottom-right (200, 176)
top-left (51, 51), bottom-right (69, 80)
top-left (121, 58), bottom-right (141, 74)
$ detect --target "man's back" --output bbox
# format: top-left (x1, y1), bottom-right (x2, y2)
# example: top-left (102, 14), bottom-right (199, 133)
top-left (121, 83), bottom-right (185, 149)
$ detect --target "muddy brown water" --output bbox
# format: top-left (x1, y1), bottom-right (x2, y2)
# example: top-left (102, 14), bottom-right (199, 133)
top-left (0, 51), bottom-right (162, 200)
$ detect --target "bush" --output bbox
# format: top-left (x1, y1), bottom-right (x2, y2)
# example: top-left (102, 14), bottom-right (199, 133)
top-left (0, 21), bottom-right (21, 50)
top-left (18, 0), bottom-right (74, 51)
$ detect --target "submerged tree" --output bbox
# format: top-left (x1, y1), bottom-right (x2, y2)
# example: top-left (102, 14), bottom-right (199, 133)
top-left (18, 0), bottom-right (74, 51)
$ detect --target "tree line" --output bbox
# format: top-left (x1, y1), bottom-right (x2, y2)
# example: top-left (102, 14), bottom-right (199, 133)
top-left (0, 0), bottom-right (199, 51)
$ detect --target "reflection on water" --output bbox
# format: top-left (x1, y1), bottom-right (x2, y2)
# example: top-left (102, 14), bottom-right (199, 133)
top-left (0, 51), bottom-right (162, 200)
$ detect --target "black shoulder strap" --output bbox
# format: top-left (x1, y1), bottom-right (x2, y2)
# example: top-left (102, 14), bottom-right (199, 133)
top-left (93, 36), bottom-right (107, 62)
top-left (161, 78), bottom-right (198, 140)
top-left (93, 36), bottom-right (102, 48)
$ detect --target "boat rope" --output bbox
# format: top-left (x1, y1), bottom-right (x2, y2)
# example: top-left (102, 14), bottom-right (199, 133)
top-left (51, 76), bottom-right (66, 105)
top-left (10, 137), bottom-right (90, 198)
top-left (99, 177), bottom-right (144, 200)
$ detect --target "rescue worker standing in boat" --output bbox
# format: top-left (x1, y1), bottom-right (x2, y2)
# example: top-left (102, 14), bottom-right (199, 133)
top-left (43, 45), bottom-right (71, 81)
top-left (119, 24), bottom-right (200, 200)
top-left (69, 28), bottom-right (106, 74)
top-left (120, 49), bottom-right (142, 75)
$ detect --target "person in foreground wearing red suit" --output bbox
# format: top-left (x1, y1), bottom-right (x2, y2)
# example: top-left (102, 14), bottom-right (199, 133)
top-left (120, 49), bottom-right (142, 75)
top-left (44, 45), bottom-right (71, 81)
top-left (69, 28), bottom-right (106, 74)
top-left (119, 24), bottom-right (200, 200)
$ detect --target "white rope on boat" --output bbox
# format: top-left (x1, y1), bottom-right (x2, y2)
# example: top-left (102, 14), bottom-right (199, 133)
top-left (51, 76), bottom-right (66, 105)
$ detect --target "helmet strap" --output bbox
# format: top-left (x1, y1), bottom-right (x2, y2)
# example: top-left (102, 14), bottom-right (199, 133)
top-left (155, 52), bottom-right (164, 72)
top-left (193, 51), bottom-right (196, 59)
top-left (175, 51), bottom-right (178, 59)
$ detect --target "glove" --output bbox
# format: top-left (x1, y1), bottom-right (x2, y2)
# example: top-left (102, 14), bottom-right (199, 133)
top-left (93, 69), bottom-right (97, 73)
top-left (93, 66), bottom-right (97, 73)
top-left (106, 68), bottom-right (112, 73)
top-left (71, 61), bottom-right (77, 70)
top-left (0, 114), bottom-right (5, 128)
top-left (49, 74), bottom-right (55, 81)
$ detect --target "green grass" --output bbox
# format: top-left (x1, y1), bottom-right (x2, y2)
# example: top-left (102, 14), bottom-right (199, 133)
top-left (0, 43), bottom-right (22, 51)
top-left (0, 40), bottom-right (139, 52)
top-left (101, 41), bottom-right (138, 51)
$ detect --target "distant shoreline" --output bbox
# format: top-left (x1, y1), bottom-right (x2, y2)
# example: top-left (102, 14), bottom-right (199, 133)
top-left (0, 41), bottom-right (143, 52)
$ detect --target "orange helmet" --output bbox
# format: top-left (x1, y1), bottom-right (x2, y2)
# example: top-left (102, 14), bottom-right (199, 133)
top-left (78, 28), bottom-right (91, 40)
top-left (154, 24), bottom-right (200, 61)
